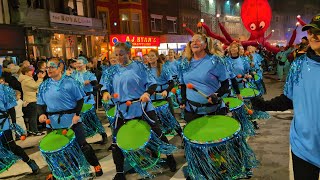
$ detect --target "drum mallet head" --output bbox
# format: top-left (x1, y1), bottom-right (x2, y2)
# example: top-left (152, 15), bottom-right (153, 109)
top-left (45, 119), bottom-right (54, 129)
top-left (113, 93), bottom-right (119, 98)
top-left (20, 135), bottom-right (26, 141)
top-left (62, 129), bottom-right (68, 135)
top-left (237, 74), bottom-right (242, 78)
top-left (125, 101), bottom-right (132, 106)
top-left (171, 88), bottom-right (177, 94)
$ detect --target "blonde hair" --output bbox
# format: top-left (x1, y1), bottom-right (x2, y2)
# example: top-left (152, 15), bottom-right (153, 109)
top-left (148, 49), bottom-right (163, 77)
top-left (210, 39), bottom-right (224, 57)
top-left (228, 41), bottom-right (241, 56)
top-left (185, 33), bottom-right (212, 61)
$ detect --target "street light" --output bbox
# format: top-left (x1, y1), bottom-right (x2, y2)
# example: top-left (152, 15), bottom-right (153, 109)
top-left (200, 19), bottom-right (204, 23)
top-left (216, 14), bottom-right (220, 18)
top-left (272, 29), bottom-right (275, 32)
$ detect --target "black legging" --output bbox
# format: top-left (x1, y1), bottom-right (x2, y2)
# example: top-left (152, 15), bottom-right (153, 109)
top-left (112, 110), bottom-right (170, 172)
top-left (292, 152), bottom-right (319, 180)
top-left (46, 123), bottom-right (100, 167)
top-left (0, 130), bottom-right (30, 162)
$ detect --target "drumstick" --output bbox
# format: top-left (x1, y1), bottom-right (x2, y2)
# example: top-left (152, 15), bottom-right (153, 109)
top-left (243, 103), bottom-right (254, 115)
top-left (186, 83), bottom-right (208, 99)
top-left (45, 119), bottom-right (54, 129)
top-left (125, 100), bottom-right (140, 106)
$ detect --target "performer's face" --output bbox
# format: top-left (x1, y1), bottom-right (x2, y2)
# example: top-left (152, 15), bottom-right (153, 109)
top-left (46, 61), bottom-right (61, 78)
top-left (191, 34), bottom-right (207, 54)
top-left (168, 50), bottom-right (175, 59)
top-left (109, 54), bottom-right (118, 65)
top-left (230, 44), bottom-right (239, 56)
top-left (239, 47), bottom-right (245, 56)
top-left (307, 28), bottom-right (320, 53)
top-left (148, 51), bottom-right (158, 64)
top-left (115, 47), bottom-right (129, 65)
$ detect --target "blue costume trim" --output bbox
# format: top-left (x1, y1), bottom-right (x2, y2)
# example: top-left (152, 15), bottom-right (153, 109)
top-left (2, 85), bottom-right (16, 107)
top-left (284, 55), bottom-right (306, 95)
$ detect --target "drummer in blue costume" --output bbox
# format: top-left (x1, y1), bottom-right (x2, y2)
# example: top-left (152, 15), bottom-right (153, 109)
top-left (251, 14), bottom-right (320, 180)
top-left (179, 33), bottom-right (230, 122)
top-left (147, 49), bottom-right (182, 136)
top-left (0, 84), bottom-right (39, 174)
top-left (101, 42), bottom-right (177, 180)
top-left (225, 42), bottom-right (252, 90)
top-left (37, 58), bottom-right (103, 179)
top-left (166, 49), bottom-right (179, 82)
top-left (71, 56), bottom-right (108, 144)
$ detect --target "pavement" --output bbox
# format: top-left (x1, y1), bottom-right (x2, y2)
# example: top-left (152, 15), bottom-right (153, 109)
top-left (0, 74), bottom-right (312, 180)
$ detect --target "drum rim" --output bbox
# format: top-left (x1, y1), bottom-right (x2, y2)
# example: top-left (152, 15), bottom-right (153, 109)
top-left (39, 129), bottom-right (76, 153)
top-left (116, 119), bottom-right (151, 151)
top-left (152, 100), bottom-right (168, 108)
top-left (223, 97), bottom-right (244, 111)
top-left (182, 115), bottom-right (241, 145)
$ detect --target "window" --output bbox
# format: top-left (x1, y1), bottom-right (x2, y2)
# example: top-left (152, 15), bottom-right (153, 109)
top-left (151, 14), bottom-right (162, 32)
top-left (98, 10), bottom-right (110, 32)
top-left (167, 16), bottom-right (177, 33)
top-left (121, 13), bottom-right (130, 34)
top-left (67, 0), bottom-right (84, 16)
top-left (132, 13), bottom-right (141, 34)
top-left (0, 0), bottom-right (10, 24)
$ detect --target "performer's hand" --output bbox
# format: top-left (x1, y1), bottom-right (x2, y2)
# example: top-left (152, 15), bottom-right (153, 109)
top-left (247, 74), bottom-right (252, 79)
top-left (236, 94), bottom-right (243, 101)
top-left (140, 93), bottom-right (150, 102)
top-left (252, 72), bottom-right (257, 75)
top-left (250, 63), bottom-right (255, 67)
top-left (72, 115), bottom-right (80, 124)
top-left (39, 114), bottom-right (47, 123)
top-left (161, 90), bottom-right (168, 97)
top-left (180, 104), bottom-right (186, 109)
top-left (242, 78), bottom-right (247, 82)
top-left (84, 80), bottom-right (90, 85)
top-left (102, 92), bottom-right (111, 101)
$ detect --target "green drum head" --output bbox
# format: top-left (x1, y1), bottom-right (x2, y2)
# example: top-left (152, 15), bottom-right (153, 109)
top-left (152, 100), bottom-right (167, 108)
top-left (117, 120), bottom-right (151, 151)
top-left (223, 97), bottom-right (243, 110)
top-left (254, 74), bottom-right (260, 81)
top-left (107, 106), bottom-right (116, 117)
top-left (240, 88), bottom-right (260, 98)
top-left (40, 129), bottom-right (74, 152)
top-left (183, 115), bottom-right (240, 144)
top-left (81, 104), bottom-right (93, 113)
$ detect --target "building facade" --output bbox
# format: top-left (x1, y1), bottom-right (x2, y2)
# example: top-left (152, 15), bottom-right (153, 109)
top-left (10, 0), bottom-right (106, 60)
top-left (96, 0), bottom-right (153, 57)
top-left (0, 0), bottom-right (26, 64)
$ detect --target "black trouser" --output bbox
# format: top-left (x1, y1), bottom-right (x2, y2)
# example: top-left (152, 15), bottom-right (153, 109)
top-left (47, 123), bottom-right (100, 167)
top-left (24, 102), bottom-right (38, 132)
top-left (112, 110), bottom-right (170, 172)
top-left (292, 152), bottom-right (319, 180)
top-left (0, 130), bottom-right (30, 162)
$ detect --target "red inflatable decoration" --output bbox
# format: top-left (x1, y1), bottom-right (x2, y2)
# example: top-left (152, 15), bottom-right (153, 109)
top-left (183, 0), bottom-right (299, 54)
top-left (241, 0), bottom-right (272, 41)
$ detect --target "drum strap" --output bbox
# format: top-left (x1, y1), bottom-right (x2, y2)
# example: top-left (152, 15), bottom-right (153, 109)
top-left (187, 99), bottom-right (218, 114)
top-left (0, 110), bottom-right (9, 129)
top-left (47, 109), bottom-right (76, 124)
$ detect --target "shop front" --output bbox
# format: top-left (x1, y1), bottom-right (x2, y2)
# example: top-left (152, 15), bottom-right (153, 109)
top-left (26, 11), bottom-right (106, 60)
top-left (109, 34), bottom-right (160, 57)
top-left (158, 34), bottom-right (191, 55)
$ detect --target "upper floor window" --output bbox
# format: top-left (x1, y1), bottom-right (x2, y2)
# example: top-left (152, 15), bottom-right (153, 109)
top-left (151, 14), bottom-right (162, 32)
top-left (120, 13), bottom-right (130, 34)
top-left (132, 13), bottom-right (141, 34)
top-left (67, 0), bottom-right (84, 16)
top-left (167, 16), bottom-right (177, 33)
